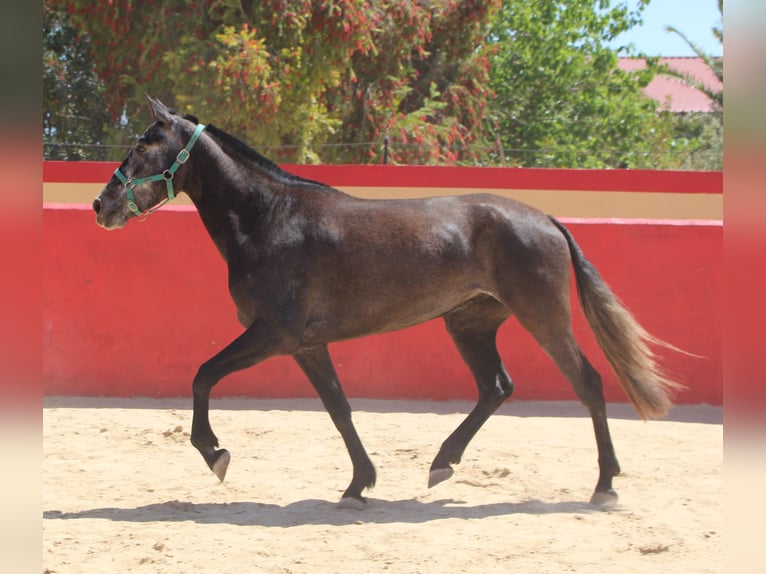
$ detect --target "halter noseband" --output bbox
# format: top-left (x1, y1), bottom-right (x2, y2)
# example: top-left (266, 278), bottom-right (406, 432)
top-left (114, 123), bottom-right (206, 220)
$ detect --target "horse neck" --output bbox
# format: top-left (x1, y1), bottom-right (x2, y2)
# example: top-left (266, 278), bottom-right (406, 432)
top-left (183, 144), bottom-right (282, 262)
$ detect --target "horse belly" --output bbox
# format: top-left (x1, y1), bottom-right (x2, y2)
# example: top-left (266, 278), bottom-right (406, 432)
top-left (301, 276), bottom-right (486, 344)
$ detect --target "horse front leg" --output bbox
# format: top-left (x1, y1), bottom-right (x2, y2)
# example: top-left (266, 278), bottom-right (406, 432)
top-left (293, 345), bottom-right (376, 506)
top-left (191, 320), bottom-right (290, 481)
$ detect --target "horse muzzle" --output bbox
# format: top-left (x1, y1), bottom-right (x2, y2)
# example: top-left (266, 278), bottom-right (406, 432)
top-left (92, 195), bottom-right (128, 230)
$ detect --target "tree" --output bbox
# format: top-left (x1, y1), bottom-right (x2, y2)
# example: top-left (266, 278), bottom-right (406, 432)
top-left (44, 0), bottom-right (716, 168)
top-left (46, 0), bottom-right (499, 164)
top-left (661, 0), bottom-right (723, 170)
top-left (486, 0), bottom-right (686, 169)
top-left (43, 2), bottom-right (119, 160)
top-left (324, 0), bottom-right (500, 164)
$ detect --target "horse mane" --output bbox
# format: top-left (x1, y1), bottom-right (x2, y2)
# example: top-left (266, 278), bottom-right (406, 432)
top-left (182, 114), bottom-right (328, 189)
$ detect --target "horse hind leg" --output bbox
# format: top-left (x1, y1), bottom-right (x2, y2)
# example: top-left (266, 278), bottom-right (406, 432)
top-left (514, 298), bottom-right (621, 506)
top-left (429, 297), bottom-right (513, 488)
top-left (547, 335), bottom-right (620, 505)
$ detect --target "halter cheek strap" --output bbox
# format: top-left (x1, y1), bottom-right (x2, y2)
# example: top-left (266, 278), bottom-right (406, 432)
top-left (114, 123), bottom-right (206, 220)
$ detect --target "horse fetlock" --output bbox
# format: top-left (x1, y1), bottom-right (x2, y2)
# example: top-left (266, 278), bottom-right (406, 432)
top-left (348, 463), bottom-right (376, 498)
top-left (190, 424), bottom-right (219, 448)
top-left (598, 456), bottom-right (621, 477)
top-left (357, 458), bottom-right (377, 487)
top-left (355, 470), bottom-right (376, 491)
top-left (342, 478), bottom-right (371, 502)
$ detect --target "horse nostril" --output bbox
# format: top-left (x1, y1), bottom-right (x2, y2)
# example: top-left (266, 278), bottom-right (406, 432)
top-left (92, 197), bottom-right (101, 214)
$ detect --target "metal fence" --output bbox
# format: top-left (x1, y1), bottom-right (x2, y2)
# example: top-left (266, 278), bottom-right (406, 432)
top-left (43, 138), bottom-right (722, 170)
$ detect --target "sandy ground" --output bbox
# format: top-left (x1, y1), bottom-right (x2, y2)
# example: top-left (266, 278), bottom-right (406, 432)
top-left (43, 398), bottom-right (722, 573)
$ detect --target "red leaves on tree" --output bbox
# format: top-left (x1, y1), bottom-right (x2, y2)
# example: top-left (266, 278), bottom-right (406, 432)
top-left (54, 0), bottom-right (499, 164)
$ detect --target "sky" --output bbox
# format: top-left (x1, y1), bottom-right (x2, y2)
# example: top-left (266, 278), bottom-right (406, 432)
top-left (609, 0), bottom-right (723, 57)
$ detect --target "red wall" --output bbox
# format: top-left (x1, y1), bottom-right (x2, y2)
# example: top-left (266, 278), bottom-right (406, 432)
top-left (43, 201), bottom-right (722, 405)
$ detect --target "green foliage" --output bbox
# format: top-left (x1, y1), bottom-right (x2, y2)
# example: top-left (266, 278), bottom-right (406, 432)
top-left (658, 0), bottom-right (723, 170)
top-left (487, 0), bottom-right (691, 168)
top-left (43, 3), bottom-right (122, 160)
top-left (664, 111), bottom-right (723, 171)
top-left (46, 0), bottom-right (499, 164)
top-left (43, 0), bottom-right (721, 169)
top-left (322, 0), bottom-right (500, 164)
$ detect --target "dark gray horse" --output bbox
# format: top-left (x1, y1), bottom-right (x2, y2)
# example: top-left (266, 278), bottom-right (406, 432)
top-left (93, 95), bottom-right (680, 506)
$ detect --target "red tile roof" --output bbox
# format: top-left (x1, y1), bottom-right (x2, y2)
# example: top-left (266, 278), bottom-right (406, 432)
top-left (618, 57), bottom-right (722, 113)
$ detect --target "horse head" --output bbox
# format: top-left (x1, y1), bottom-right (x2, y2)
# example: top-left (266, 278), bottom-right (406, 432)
top-left (92, 94), bottom-right (204, 229)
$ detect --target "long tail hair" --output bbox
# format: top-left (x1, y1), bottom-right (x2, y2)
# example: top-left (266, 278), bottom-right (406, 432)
top-left (549, 217), bottom-right (684, 419)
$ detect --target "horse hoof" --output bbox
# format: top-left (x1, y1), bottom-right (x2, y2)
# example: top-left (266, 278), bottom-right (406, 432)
top-left (589, 489), bottom-right (619, 507)
top-left (212, 449), bottom-right (230, 482)
top-left (428, 467), bottom-right (454, 488)
top-left (337, 496), bottom-right (367, 510)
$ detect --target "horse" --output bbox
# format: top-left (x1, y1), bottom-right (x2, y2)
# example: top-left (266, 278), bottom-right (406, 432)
top-left (92, 94), bottom-right (681, 507)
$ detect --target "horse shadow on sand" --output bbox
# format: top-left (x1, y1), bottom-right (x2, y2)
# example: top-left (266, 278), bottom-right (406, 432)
top-left (44, 496), bottom-right (617, 528)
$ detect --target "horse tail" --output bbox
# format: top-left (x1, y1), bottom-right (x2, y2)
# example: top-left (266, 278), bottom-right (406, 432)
top-left (548, 216), bottom-right (684, 420)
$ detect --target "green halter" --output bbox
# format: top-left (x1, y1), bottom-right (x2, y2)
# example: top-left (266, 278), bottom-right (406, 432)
top-left (114, 123), bottom-right (206, 219)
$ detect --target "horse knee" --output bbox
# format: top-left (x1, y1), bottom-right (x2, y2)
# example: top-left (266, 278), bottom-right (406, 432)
top-left (192, 361), bottom-right (221, 393)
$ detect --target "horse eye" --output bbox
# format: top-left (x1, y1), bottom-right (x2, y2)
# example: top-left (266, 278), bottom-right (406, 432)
top-left (136, 143), bottom-right (147, 153)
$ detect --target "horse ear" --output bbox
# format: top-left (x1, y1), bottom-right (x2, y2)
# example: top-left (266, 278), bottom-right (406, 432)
top-left (144, 94), bottom-right (174, 124)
